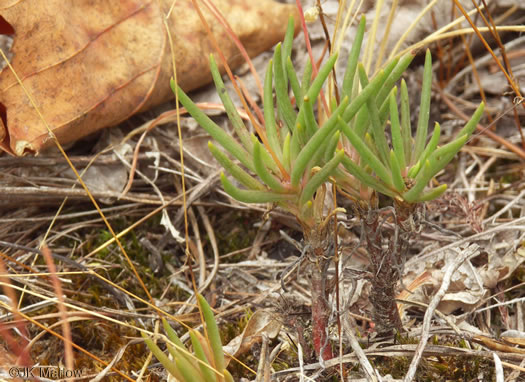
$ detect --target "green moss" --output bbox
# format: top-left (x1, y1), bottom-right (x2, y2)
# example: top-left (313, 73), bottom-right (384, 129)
top-left (369, 338), bottom-right (495, 381)
top-left (207, 209), bottom-right (260, 262)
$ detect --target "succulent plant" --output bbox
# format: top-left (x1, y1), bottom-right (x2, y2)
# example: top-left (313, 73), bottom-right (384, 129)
top-left (172, 14), bottom-right (484, 354)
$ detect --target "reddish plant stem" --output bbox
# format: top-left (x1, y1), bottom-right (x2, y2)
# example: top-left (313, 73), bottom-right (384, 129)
top-left (309, 259), bottom-right (334, 360)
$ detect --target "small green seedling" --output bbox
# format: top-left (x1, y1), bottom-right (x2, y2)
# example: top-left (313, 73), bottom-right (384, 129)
top-left (143, 294), bottom-right (233, 382)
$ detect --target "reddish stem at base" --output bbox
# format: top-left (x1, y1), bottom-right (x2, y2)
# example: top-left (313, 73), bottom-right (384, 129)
top-left (310, 265), bottom-right (333, 360)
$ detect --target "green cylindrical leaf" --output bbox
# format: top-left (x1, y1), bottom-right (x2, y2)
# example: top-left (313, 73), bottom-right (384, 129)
top-left (414, 184), bottom-right (447, 202)
top-left (175, 355), bottom-right (206, 382)
top-left (209, 55), bottom-right (252, 153)
top-left (340, 156), bottom-right (397, 197)
top-left (389, 91), bottom-right (406, 170)
top-left (417, 122), bottom-right (441, 174)
top-left (341, 117), bottom-right (393, 187)
top-left (353, 106), bottom-right (369, 139)
top-left (197, 294), bottom-right (225, 373)
top-left (413, 49), bottom-right (433, 161)
top-left (162, 318), bottom-right (187, 353)
top-left (379, 86), bottom-right (396, 126)
top-left (220, 173), bottom-right (294, 204)
top-left (299, 150), bottom-right (344, 205)
top-left (281, 16), bottom-right (296, 83)
top-left (274, 44), bottom-right (296, 132)
top-left (407, 160), bottom-right (421, 179)
top-left (358, 64), bottom-right (390, 165)
top-left (402, 159), bottom-right (433, 202)
top-left (224, 369), bottom-right (235, 382)
top-left (263, 59), bottom-right (283, 161)
top-left (143, 333), bottom-right (185, 381)
top-left (291, 97), bottom-right (349, 187)
top-left (302, 95), bottom-right (319, 138)
top-left (289, 125), bottom-right (301, 162)
top-left (375, 53), bottom-right (414, 107)
top-left (189, 331), bottom-right (217, 382)
top-left (456, 102), bottom-right (485, 138)
top-left (295, 53), bottom-right (339, 138)
top-left (400, 79), bottom-right (412, 165)
top-left (253, 140), bottom-right (286, 192)
top-left (301, 59), bottom-right (313, 97)
top-left (426, 134), bottom-right (469, 176)
top-left (390, 150), bottom-right (405, 192)
top-left (306, 53), bottom-right (338, 103)
top-left (286, 57), bottom-right (302, 108)
top-left (324, 131), bottom-right (341, 162)
top-left (172, 80), bottom-right (255, 172)
top-left (342, 15), bottom-right (366, 100)
top-left (341, 65), bottom-right (392, 126)
top-left (282, 132), bottom-right (292, 172)
top-left (209, 142), bottom-right (264, 191)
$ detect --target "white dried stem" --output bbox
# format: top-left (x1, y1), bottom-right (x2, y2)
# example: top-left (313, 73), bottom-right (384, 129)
top-left (403, 243), bottom-right (479, 382)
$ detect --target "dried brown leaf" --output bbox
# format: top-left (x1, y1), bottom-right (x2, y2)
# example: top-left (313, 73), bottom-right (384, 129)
top-left (0, 0), bottom-right (298, 155)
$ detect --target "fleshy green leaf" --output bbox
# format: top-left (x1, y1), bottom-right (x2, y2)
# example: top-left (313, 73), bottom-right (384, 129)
top-left (220, 173), bottom-right (294, 203)
top-left (379, 86), bottom-right (396, 126)
top-left (301, 58), bottom-right (313, 97)
top-left (402, 159), bottom-right (433, 202)
top-left (358, 64), bottom-right (390, 165)
top-left (342, 62), bottom-right (394, 127)
top-left (281, 16), bottom-right (296, 83)
top-left (295, 53), bottom-right (339, 136)
top-left (209, 55), bottom-right (252, 153)
top-left (389, 91), bottom-right (406, 170)
top-left (172, 80), bottom-right (255, 172)
top-left (342, 15), bottom-right (366, 100)
top-left (340, 117), bottom-right (393, 187)
top-left (407, 160), bottom-right (421, 179)
top-left (390, 150), bottom-right (405, 192)
top-left (340, 156), bottom-right (397, 198)
top-left (456, 102), bottom-right (485, 138)
top-left (197, 294), bottom-right (225, 373)
top-left (286, 57), bottom-right (302, 108)
top-left (291, 96), bottom-right (349, 187)
top-left (209, 142), bottom-right (264, 191)
top-left (263, 59), bottom-right (282, 160)
top-left (282, 132), bottom-right (292, 172)
top-left (417, 122), bottom-right (441, 174)
top-left (400, 79), bottom-right (412, 165)
top-left (175, 355), bottom-right (206, 382)
top-left (302, 95), bottom-right (319, 138)
top-left (304, 52), bottom-right (339, 103)
top-left (299, 150), bottom-right (345, 205)
top-left (162, 318), bottom-right (187, 353)
top-left (143, 333), bottom-right (185, 381)
top-left (253, 140), bottom-right (286, 192)
top-left (413, 49), bottom-right (432, 161)
top-left (324, 131), bottom-right (341, 162)
top-left (414, 184), bottom-right (447, 202)
top-left (426, 134), bottom-right (469, 175)
top-left (274, 44), bottom-right (296, 132)
top-left (375, 53), bottom-right (414, 107)
top-left (189, 331), bottom-right (217, 382)
top-left (223, 369), bottom-right (235, 382)
top-left (289, 124), bottom-right (302, 162)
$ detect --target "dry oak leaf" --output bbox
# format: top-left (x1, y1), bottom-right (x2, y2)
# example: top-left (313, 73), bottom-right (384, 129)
top-left (0, 0), bottom-right (299, 156)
